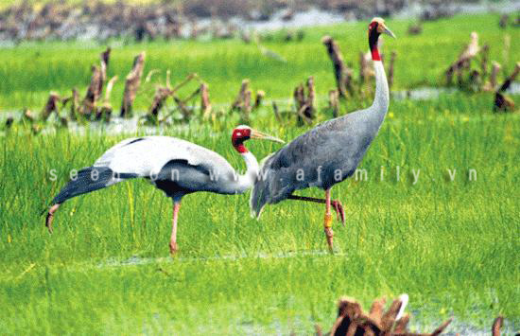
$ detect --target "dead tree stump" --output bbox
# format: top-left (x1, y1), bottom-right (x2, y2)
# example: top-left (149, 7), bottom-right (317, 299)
top-left (322, 36), bottom-right (348, 98)
top-left (329, 89), bottom-right (340, 118)
top-left (388, 51), bottom-right (397, 89)
top-left (293, 78), bottom-right (315, 126)
top-left (79, 48), bottom-right (111, 118)
top-left (80, 65), bottom-right (102, 116)
top-left (241, 89), bottom-right (252, 123)
top-left (99, 47), bottom-right (111, 93)
top-left (121, 52), bottom-right (146, 117)
top-left (494, 62), bottom-right (520, 112)
top-left (489, 61), bottom-right (501, 90)
top-left (96, 75), bottom-right (118, 121)
top-left (149, 87), bottom-right (173, 120)
top-left (293, 84), bottom-right (307, 125)
top-left (359, 51), bottom-right (374, 97)
top-left (5, 116), bottom-right (14, 129)
top-left (61, 88), bottom-right (79, 119)
top-left (23, 109), bottom-right (36, 123)
top-left (499, 15), bottom-right (509, 29)
top-left (254, 90), bottom-right (265, 109)
top-left (231, 79), bottom-right (250, 111)
top-left (272, 101), bottom-right (282, 123)
top-left (480, 44), bottom-right (489, 81)
top-left (231, 79), bottom-right (253, 123)
top-left (41, 92), bottom-right (61, 121)
top-left (327, 295), bottom-right (452, 336)
top-left (304, 76), bottom-right (315, 120)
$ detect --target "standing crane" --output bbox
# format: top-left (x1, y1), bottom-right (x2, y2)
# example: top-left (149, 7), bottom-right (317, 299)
top-left (45, 126), bottom-right (283, 253)
top-left (251, 18), bottom-right (396, 250)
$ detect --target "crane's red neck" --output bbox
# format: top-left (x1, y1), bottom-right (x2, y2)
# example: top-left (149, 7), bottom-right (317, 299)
top-left (368, 21), bottom-right (382, 61)
top-left (232, 128), bottom-right (251, 154)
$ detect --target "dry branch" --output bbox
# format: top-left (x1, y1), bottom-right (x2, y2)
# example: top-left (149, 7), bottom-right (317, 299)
top-left (120, 52), bottom-right (146, 117)
top-left (96, 75), bottom-right (118, 121)
top-left (200, 83), bottom-right (212, 119)
top-left (146, 73), bottom-right (198, 121)
top-left (145, 69), bottom-right (160, 83)
top-left (445, 32), bottom-right (480, 85)
top-left (149, 87), bottom-right (173, 118)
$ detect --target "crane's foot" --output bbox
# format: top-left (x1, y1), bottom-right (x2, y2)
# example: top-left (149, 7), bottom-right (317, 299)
top-left (45, 204), bottom-right (60, 234)
top-left (169, 241), bottom-right (178, 255)
top-left (324, 213), bottom-right (334, 252)
top-left (331, 200), bottom-right (346, 226)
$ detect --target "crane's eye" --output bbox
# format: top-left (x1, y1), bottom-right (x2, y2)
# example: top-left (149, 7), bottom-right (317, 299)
top-left (236, 132), bottom-right (242, 137)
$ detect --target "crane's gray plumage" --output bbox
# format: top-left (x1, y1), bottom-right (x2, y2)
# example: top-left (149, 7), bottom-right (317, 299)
top-left (251, 58), bottom-right (390, 218)
top-left (51, 166), bottom-right (137, 205)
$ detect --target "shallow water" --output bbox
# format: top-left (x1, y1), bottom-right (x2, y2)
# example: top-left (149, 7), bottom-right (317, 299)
top-left (94, 252), bottom-right (520, 335)
top-left (99, 249), bottom-right (344, 268)
top-left (1, 84), bottom-right (519, 137)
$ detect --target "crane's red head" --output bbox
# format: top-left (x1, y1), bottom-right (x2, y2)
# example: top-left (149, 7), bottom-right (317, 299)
top-left (231, 125), bottom-right (284, 154)
top-left (368, 18), bottom-right (396, 61)
top-left (232, 125), bottom-right (252, 153)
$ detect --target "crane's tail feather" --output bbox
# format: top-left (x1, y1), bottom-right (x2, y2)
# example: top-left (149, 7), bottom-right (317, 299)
top-left (51, 166), bottom-right (137, 205)
top-left (250, 178), bottom-right (269, 220)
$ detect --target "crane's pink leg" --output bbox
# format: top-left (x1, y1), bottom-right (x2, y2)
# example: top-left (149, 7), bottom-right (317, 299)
top-left (324, 189), bottom-right (334, 251)
top-left (45, 204), bottom-right (61, 234)
top-left (170, 201), bottom-right (181, 254)
top-left (287, 195), bottom-right (346, 225)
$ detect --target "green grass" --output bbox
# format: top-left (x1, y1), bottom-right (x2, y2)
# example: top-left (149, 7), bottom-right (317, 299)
top-left (0, 13), bottom-right (519, 111)
top-left (1, 91), bottom-right (519, 333)
top-left (1, 12), bottom-right (520, 335)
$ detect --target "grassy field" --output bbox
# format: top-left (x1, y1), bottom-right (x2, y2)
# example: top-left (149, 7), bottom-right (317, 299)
top-left (1, 13), bottom-right (520, 335)
top-left (0, 14), bottom-right (519, 111)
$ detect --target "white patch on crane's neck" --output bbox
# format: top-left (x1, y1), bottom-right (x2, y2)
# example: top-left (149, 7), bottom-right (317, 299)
top-left (370, 60), bottom-right (390, 125)
top-left (235, 151), bottom-right (259, 193)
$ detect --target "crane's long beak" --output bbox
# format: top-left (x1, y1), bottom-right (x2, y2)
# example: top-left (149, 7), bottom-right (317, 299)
top-left (251, 129), bottom-right (285, 144)
top-left (383, 25), bottom-right (396, 38)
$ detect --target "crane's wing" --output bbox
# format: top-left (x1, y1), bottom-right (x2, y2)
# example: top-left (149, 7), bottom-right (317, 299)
top-left (94, 136), bottom-right (235, 178)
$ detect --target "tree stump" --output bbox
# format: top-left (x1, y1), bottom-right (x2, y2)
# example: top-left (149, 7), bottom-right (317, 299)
top-left (120, 52), bottom-right (146, 117)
